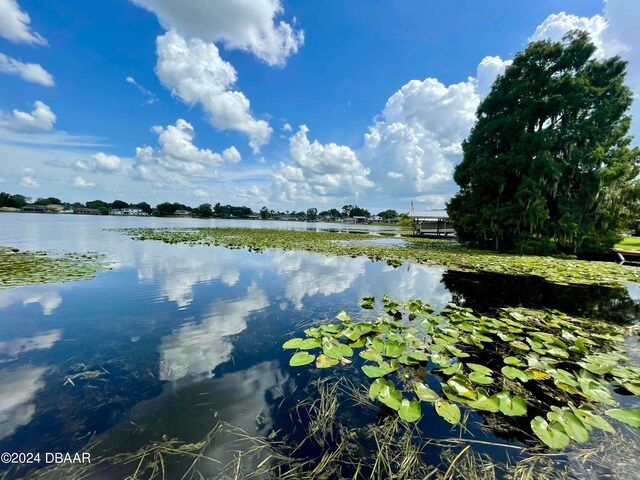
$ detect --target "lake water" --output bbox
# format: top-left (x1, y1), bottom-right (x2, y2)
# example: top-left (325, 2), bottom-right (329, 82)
top-left (1, 213), bottom-right (640, 478)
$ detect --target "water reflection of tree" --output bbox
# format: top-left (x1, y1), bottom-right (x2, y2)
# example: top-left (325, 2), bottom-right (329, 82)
top-left (441, 270), bottom-right (640, 324)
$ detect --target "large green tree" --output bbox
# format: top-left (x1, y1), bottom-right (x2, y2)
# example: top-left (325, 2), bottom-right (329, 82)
top-left (448, 32), bottom-right (640, 255)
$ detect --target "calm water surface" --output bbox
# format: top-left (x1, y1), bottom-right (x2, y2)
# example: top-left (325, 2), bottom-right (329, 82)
top-left (1, 213), bottom-right (639, 478)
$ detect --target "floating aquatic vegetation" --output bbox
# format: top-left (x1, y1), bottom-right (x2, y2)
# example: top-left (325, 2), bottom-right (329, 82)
top-left (63, 369), bottom-right (106, 387)
top-left (285, 296), bottom-right (640, 449)
top-left (0, 246), bottom-right (108, 289)
top-left (17, 375), bottom-right (638, 479)
top-left (116, 227), bottom-right (640, 287)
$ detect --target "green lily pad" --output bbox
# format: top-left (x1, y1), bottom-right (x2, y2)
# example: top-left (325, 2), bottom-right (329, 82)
top-left (576, 370), bottom-right (618, 406)
top-left (322, 339), bottom-right (353, 360)
top-left (380, 339), bottom-right (407, 358)
top-left (315, 354), bottom-right (339, 369)
top-left (531, 416), bottom-right (571, 449)
top-left (399, 354), bottom-right (420, 366)
top-left (361, 297), bottom-right (375, 309)
top-left (573, 337), bottom-right (588, 353)
top-left (605, 409), bottom-right (640, 427)
top-left (318, 324), bottom-right (342, 336)
top-left (447, 373), bottom-right (476, 400)
top-left (378, 384), bottom-right (403, 410)
top-left (414, 381), bottom-right (440, 402)
top-left (362, 362), bottom-right (397, 378)
top-left (398, 399), bottom-right (422, 422)
top-left (467, 363), bottom-right (492, 375)
top-left (501, 366), bottom-right (529, 383)
top-left (360, 349), bottom-right (383, 363)
top-left (443, 362), bottom-right (463, 376)
top-left (547, 408), bottom-right (588, 443)
top-left (622, 382), bottom-right (640, 396)
top-left (510, 340), bottom-right (530, 351)
top-left (496, 391), bottom-right (527, 416)
top-left (431, 353), bottom-right (451, 367)
top-left (469, 372), bottom-right (494, 385)
top-left (342, 323), bottom-right (373, 341)
top-left (568, 404), bottom-right (615, 433)
top-left (289, 352), bottom-right (315, 366)
top-left (407, 351), bottom-right (429, 362)
top-left (504, 356), bottom-right (527, 367)
top-left (282, 338), bottom-right (322, 350)
top-left (336, 310), bottom-right (351, 323)
top-left (467, 388), bottom-right (500, 412)
top-left (370, 378), bottom-right (392, 400)
top-left (435, 399), bottom-right (461, 425)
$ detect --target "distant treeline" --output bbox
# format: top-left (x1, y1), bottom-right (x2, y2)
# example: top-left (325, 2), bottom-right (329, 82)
top-left (0, 192), bottom-right (402, 221)
top-left (0, 192), bottom-right (253, 218)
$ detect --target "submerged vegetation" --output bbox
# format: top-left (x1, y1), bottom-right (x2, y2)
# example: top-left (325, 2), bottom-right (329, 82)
top-left (0, 246), bottom-right (107, 289)
top-left (285, 296), bottom-right (640, 450)
top-left (16, 375), bottom-right (640, 479)
top-left (118, 227), bottom-right (640, 287)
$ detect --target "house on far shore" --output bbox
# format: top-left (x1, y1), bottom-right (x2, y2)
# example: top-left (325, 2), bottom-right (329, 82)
top-left (73, 207), bottom-right (100, 215)
top-left (22, 204), bottom-right (47, 213)
top-left (351, 216), bottom-right (369, 224)
top-left (173, 209), bottom-right (191, 217)
top-left (110, 208), bottom-right (148, 216)
top-left (45, 204), bottom-right (65, 213)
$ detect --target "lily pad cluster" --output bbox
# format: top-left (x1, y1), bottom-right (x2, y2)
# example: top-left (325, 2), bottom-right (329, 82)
top-left (0, 246), bottom-right (108, 289)
top-left (117, 227), bottom-right (640, 287)
top-left (284, 296), bottom-right (640, 449)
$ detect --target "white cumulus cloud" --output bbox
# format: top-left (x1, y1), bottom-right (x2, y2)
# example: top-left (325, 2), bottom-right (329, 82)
top-left (20, 167), bottom-right (37, 187)
top-left (130, 0), bottom-right (303, 66)
top-left (473, 56), bottom-right (513, 97)
top-left (529, 1), bottom-right (640, 131)
top-left (0, 0), bottom-right (46, 45)
top-left (91, 152), bottom-right (121, 172)
top-left (74, 152), bottom-right (122, 173)
top-left (362, 75), bottom-right (483, 205)
top-left (529, 12), bottom-right (608, 56)
top-left (132, 119), bottom-right (241, 183)
top-left (272, 125), bottom-right (373, 204)
top-left (71, 176), bottom-right (95, 188)
top-left (0, 53), bottom-right (54, 86)
top-left (155, 30), bottom-right (272, 152)
top-left (358, 1), bottom-right (640, 211)
top-left (1, 100), bottom-right (56, 133)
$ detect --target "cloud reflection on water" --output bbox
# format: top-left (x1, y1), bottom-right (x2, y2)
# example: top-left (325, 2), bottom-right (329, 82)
top-left (272, 250), bottom-right (452, 312)
top-left (0, 287), bottom-right (62, 315)
top-left (159, 282), bottom-right (269, 380)
top-left (0, 366), bottom-right (48, 440)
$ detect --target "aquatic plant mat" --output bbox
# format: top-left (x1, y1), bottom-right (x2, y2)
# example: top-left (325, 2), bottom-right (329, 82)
top-left (0, 246), bottom-right (107, 289)
top-left (287, 296), bottom-right (640, 444)
top-left (15, 296), bottom-right (640, 479)
top-left (117, 227), bottom-right (640, 287)
top-left (13, 376), bottom-right (640, 479)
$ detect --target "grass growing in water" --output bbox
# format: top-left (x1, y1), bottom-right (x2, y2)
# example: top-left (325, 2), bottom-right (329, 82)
top-left (0, 246), bottom-right (108, 289)
top-left (20, 375), bottom-right (639, 479)
top-left (285, 296), bottom-right (640, 450)
top-left (117, 227), bottom-right (640, 287)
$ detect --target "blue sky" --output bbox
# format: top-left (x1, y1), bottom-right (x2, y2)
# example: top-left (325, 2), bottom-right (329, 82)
top-left (0, 0), bottom-right (637, 213)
